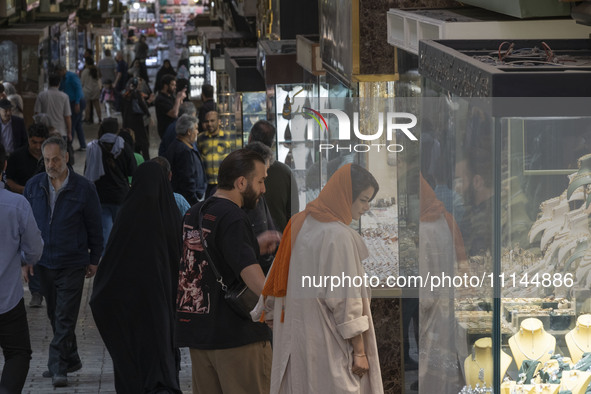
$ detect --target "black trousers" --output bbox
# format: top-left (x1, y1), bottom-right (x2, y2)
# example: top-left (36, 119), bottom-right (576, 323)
top-left (38, 265), bottom-right (86, 376)
top-left (0, 299), bottom-right (32, 394)
top-left (134, 124), bottom-right (150, 161)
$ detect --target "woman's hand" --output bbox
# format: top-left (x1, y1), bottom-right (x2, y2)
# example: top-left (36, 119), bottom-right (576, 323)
top-left (350, 334), bottom-right (368, 378)
top-left (352, 353), bottom-right (369, 378)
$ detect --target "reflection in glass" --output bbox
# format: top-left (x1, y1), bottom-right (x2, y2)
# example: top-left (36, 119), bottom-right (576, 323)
top-left (0, 41), bottom-right (18, 83)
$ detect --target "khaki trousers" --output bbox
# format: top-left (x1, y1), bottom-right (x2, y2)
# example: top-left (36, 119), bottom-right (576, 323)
top-left (190, 341), bottom-right (272, 394)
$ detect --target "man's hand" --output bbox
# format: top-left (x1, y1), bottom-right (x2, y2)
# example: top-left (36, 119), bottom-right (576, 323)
top-left (86, 264), bottom-right (98, 278)
top-left (22, 265), bottom-right (34, 282)
top-left (257, 231), bottom-right (282, 255)
top-left (176, 89), bottom-right (187, 101)
top-left (74, 103), bottom-right (80, 114)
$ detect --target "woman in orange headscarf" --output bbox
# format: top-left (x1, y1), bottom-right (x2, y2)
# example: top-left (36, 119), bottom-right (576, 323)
top-left (261, 163), bottom-right (383, 394)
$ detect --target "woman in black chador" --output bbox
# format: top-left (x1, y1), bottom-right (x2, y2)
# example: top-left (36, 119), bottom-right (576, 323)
top-left (90, 161), bottom-right (182, 393)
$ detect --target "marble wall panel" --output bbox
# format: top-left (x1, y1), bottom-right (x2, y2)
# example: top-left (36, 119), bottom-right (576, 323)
top-left (359, 0), bottom-right (462, 75)
top-left (371, 297), bottom-right (403, 394)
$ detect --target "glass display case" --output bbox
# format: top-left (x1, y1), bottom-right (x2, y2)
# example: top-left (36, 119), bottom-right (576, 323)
top-left (0, 26), bottom-right (49, 94)
top-left (216, 71), bottom-right (235, 134)
top-left (59, 28), bottom-right (78, 71)
top-left (416, 38), bottom-right (591, 394)
top-left (238, 91), bottom-right (266, 146)
top-left (0, 40), bottom-right (18, 83)
top-left (274, 76), bottom-right (401, 284)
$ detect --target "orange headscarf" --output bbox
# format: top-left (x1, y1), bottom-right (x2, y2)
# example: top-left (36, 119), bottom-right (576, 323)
top-left (262, 163), bottom-right (354, 301)
top-left (420, 175), bottom-right (467, 262)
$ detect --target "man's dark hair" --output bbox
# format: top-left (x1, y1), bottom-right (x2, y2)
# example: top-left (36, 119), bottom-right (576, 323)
top-left (151, 156), bottom-right (171, 176)
top-left (351, 164), bottom-right (379, 202)
top-left (28, 123), bottom-right (50, 139)
top-left (243, 141), bottom-right (274, 166)
top-left (217, 149), bottom-right (266, 191)
top-left (0, 143), bottom-right (6, 168)
top-left (161, 74), bottom-right (175, 90)
top-left (250, 120), bottom-right (276, 148)
top-left (0, 84), bottom-right (4, 95)
top-left (104, 49), bottom-right (111, 57)
top-left (98, 118), bottom-right (120, 138)
top-left (202, 84), bottom-right (214, 99)
top-left (49, 73), bottom-right (61, 87)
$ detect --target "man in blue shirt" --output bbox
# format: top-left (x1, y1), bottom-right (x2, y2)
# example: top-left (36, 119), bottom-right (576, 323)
top-left (24, 136), bottom-right (103, 388)
top-left (56, 64), bottom-right (87, 151)
top-left (0, 142), bottom-right (44, 394)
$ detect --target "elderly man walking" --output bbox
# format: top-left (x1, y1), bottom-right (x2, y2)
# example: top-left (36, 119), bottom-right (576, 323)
top-left (24, 136), bottom-right (103, 388)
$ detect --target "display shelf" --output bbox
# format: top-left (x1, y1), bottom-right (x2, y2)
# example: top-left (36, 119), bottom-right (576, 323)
top-left (417, 38), bottom-right (591, 393)
top-left (187, 39), bottom-right (205, 98)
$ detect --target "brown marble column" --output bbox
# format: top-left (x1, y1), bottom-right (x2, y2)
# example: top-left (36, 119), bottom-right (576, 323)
top-left (371, 297), bottom-right (404, 394)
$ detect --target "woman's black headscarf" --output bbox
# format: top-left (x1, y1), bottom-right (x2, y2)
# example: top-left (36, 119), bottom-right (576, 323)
top-left (154, 59), bottom-right (177, 92)
top-left (90, 161), bottom-right (182, 393)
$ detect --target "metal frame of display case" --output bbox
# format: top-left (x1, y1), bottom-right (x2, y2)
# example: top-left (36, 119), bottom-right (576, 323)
top-left (419, 39), bottom-right (591, 97)
top-left (418, 38), bottom-right (591, 394)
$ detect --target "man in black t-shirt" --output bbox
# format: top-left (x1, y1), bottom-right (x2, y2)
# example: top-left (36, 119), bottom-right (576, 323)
top-left (5, 123), bottom-right (49, 308)
top-left (155, 75), bottom-right (185, 138)
top-left (5, 123), bottom-right (48, 194)
top-left (176, 149), bottom-right (280, 394)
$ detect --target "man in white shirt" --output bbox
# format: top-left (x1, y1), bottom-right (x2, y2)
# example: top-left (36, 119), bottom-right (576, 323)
top-left (34, 74), bottom-right (72, 141)
top-left (97, 49), bottom-right (117, 86)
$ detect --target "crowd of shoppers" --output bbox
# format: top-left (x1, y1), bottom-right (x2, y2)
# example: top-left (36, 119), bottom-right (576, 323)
top-left (0, 49), bottom-right (384, 394)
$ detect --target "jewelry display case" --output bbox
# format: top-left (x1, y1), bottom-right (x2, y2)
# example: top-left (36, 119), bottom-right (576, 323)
top-left (417, 38), bottom-right (591, 394)
top-left (239, 91), bottom-right (266, 145)
top-left (274, 76), bottom-right (401, 284)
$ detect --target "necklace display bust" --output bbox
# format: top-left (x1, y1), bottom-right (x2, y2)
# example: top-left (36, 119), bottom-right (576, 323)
top-left (566, 314), bottom-right (591, 363)
top-left (464, 337), bottom-right (512, 387)
top-left (508, 318), bottom-right (556, 370)
top-left (559, 370), bottom-right (591, 394)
